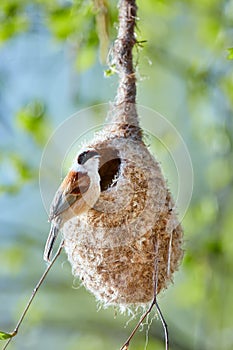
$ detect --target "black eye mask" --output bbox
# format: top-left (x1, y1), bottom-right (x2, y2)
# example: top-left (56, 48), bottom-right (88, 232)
top-left (77, 150), bottom-right (99, 165)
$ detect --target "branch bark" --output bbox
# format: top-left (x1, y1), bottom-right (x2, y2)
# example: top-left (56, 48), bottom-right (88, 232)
top-left (114, 0), bottom-right (137, 105)
top-left (109, 0), bottom-right (142, 140)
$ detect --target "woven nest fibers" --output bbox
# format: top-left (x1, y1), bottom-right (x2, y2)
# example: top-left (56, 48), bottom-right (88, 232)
top-left (63, 127), bottom-right (183, 307)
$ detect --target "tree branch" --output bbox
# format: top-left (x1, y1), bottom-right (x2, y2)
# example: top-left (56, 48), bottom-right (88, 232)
top-left (114, 0), bottom-right (137, 105)
top-left (109, 0), bottom-right (142, 140)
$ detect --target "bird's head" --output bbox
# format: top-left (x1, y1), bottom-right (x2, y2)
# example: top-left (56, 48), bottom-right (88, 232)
top-left (71, 148), bottom-right (100, 174)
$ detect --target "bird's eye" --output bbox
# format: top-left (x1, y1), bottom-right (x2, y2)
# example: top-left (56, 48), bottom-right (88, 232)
top-left (77, 150), bottom-right (99, 165)
top-left (77, 151), bottom-right (87, 165)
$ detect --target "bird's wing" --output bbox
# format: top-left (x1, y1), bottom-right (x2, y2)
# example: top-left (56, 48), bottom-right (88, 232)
top-left (49, 170), bottom-right (90, 221)
top-left (43, 222), bottom-right (60, 262)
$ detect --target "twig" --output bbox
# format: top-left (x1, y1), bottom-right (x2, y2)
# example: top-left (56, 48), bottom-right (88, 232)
top-left (2, 240), bottom-right (64, 350)
top-left (110, 0), bottom-right (142, 140)
top-left (113, 0), bottom-right (137, 105)
top-left (119, 300), bottom-right (156, 350)
top-left (120, 241), bottom-right (169, 350)
top-left (119, 297), bottom-right (169, 350)
top-left (155, 300), bottom-right (169, 350)
top-left (153, 247), bottom-right (169, 350)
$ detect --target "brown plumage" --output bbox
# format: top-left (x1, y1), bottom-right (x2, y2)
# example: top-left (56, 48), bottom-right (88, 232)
top-left (49, 170), bottom-right (91, 222)
top-left (44, 150), bottom-right (100, 263)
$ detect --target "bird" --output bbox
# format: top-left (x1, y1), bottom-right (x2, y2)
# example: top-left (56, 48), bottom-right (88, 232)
top-left (43, 148), bottom-right (101, 263)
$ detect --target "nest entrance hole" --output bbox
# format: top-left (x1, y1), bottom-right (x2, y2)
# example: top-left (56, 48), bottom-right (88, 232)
top-left (97, 147), bottom-right (121, 191)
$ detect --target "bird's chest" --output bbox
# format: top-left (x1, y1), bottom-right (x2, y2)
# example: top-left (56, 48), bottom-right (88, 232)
top-left (72, 180), bottom-right (100, 216)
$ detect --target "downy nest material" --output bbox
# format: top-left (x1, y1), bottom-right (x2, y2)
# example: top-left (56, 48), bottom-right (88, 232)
top-left (63, 103), bottom-right (183, 308)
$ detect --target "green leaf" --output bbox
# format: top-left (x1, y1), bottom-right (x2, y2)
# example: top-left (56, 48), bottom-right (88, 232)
top-left (104, 65), bottom-right (116, 77)
top-left (227, 48), bottom-right (233, 60)
top-left (16, 100), bottom-right (49, 145)
top-left (75, 46), bottom-right (96, 71)
top-left (0, 330), bottom-right (14, 340)
top-left (47, 7), bottom-right (79, 40)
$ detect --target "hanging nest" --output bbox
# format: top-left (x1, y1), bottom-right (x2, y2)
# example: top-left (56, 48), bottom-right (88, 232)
top-left (63, 0), bottom-right (183, 310)
top-left (63, 102), bottom-right (183, 307)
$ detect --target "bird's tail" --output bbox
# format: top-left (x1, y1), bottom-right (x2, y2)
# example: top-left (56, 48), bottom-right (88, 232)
top-left (43, 222), bottom-right (60, 263)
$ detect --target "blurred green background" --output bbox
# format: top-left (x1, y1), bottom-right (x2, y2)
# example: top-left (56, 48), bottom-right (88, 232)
top-left (0, 0), bottom-right (233, 349)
